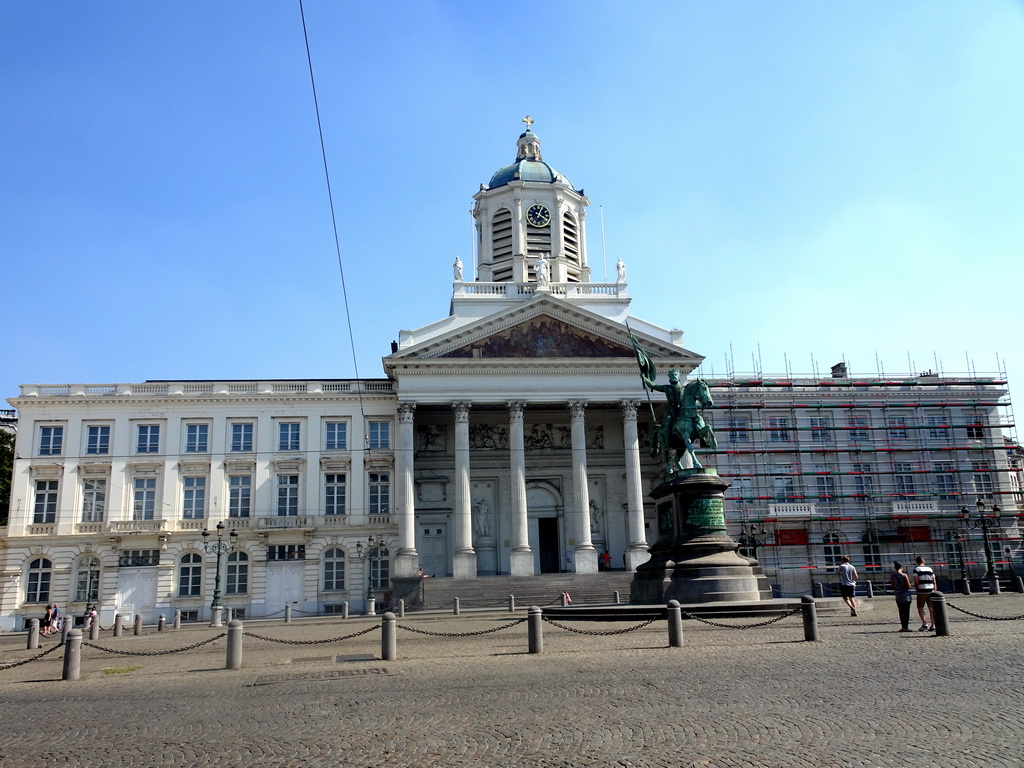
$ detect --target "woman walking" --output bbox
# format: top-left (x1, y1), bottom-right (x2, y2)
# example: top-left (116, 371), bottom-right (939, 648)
top-left (891, 561), bottom-right (913, 632)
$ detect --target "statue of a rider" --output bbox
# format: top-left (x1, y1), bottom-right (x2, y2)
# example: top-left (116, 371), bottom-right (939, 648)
top-left (641, 367), bottom-right (686, 462)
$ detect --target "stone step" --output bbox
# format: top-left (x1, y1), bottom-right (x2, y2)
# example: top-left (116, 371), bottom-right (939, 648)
top-left (396, 573), bottom-right (636, 612)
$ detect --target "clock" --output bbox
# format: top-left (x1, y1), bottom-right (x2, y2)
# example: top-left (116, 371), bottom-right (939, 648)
top-left (526, 203), bottom-right (551, 227)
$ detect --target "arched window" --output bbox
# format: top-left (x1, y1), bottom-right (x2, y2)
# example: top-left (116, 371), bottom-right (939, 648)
top-left (370, 546), bottom-right (390, 589)
top-left (822, 532), bottom-right (843, 570)
top-left (178, 553), bottom-right (202, 597)
top-left (26, 558), bottom-right (53, 603)
top-left (74, 556), bottom-right (101, 603)
top-left (323, 548), bottom-right (346, 592)
top-left (226, 551), bottom-right (248, 595)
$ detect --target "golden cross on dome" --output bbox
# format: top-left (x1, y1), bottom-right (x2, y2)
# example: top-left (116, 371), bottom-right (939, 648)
top-left (522, 115), bottom-right (534, 131)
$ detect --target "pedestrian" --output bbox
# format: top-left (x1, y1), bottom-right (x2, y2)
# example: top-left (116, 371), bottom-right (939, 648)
top-left (891, 561), bottom-right (913, 632)
top-left (838, 555), bottom-right (858, 616)
top-left (602, 551), bottom-right (611, 571)
top-left (913, 556), bottom-right (936, 631)
top-left (41, 604), bottom-right (52, 636)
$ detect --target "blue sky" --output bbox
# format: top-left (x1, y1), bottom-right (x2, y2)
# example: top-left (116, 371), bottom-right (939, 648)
top-left (3, 1), bottom-right (1023, 403)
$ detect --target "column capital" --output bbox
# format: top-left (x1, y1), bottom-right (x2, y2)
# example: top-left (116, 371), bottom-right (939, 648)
top-left (452, 402), bottom-right (472, 422)
top-left (619, 400), bottom-right (639, 420)
top-left (506, 401), bottom-right (525, 421)
top-left (397, 402), bottom-right (417, 421)
top-left (568, 400), bottom-right (588, 420)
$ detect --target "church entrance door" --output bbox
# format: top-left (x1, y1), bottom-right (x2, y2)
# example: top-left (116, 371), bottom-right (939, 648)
top-left (416, 522), bottom-right (449, 577)
top-left (529, 517), bottom-right (561, 574)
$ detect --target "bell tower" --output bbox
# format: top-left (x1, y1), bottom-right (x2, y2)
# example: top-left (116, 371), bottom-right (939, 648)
top-left (472, 117), bottom-right (591, 285)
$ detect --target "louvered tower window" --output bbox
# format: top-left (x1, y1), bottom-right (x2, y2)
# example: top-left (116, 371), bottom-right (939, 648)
top-left (562, 212), bottom-right (581, 282)
top-left (490, 208), bottom-right (514, 281)
top-left (525, 219), bottom-right (552, 268)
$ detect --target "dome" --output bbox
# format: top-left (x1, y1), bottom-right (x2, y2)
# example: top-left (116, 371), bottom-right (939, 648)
top-left (484, 127), bottom-right (575, 190)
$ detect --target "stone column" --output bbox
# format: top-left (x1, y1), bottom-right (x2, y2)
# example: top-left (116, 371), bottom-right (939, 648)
top-left (507, 401), bottom-right (533, 576)
top-left (621, 400), bottom-right (651, 570)
top-left (452, 402), bottom-right (477, 578)
top-left (393, 402), bottom-right (419, 578)
top-left (569, 401), bottom-right (598, 573)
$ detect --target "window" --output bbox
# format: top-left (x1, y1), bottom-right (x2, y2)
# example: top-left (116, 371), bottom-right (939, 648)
top-left (324, 474), bottom-right (347, 516)
top-left (230, 423), bottom-right (254, 452)
top-left (727, 417), bottom-right (749, 444)
top-left (368, 421), bottom-right (391, 449)
top-left (766, 417), bottom-right (790, 443)
top-left (278, 422), bottom-right (301, 451)
top-left (894, 463), bottom-right (916, 500)
top-left (74, 557), bottom-right (101, 603)
top-left (277, 474), bottom-right (299, 516)
top-left (815, 472), bottom-right (836, 502)
top-left (267, 544), bottom-right (305, 561)
top-left (25, 558), bottom-right (52, 603)
top-left (809, 416), bottom-right (832, 443)
top-left (934, 461), bottom-right (957, 500)
top-left (887, 416), bottom-right (908, 440)
top-left (861, 531), bottom-right (881, 571)
top-left (118, 549), bottom-right (160, 567)
top-left (228, 476), bottom-right (251, 518)
top-left (86, 425), bottom-right (111, 455)
top-left (727, 476), bottom-right (752, 505)
top-left (369, 546), bottom-right (390, 589)
top-left (182, 477), bottom-right (206, 519)
top-left (772, 475), bottom-right (794, 502)
top-left (33, 480), bottom-right (58, 523)
top-left (965, 419), bottom-right (985, 441)
top-left (369, 473), bottom-right (390, 515)
top-left (822, 532), bottom-right (842, 569)
top-left (185, 423), bottom-right (209, 453)
top-left (178, 553), bottom-right (202, 597)
top-left (226, 552), bottom-right (248, 595)
top-left (82, 478), bottom-right (106, 522)
top-left (133, 477), bottom-right (156, 520)
top-left (972, 460), bottom-right (994, 499)
top-left (847, 415), bottom-right (869, 442)
top-left (323, 548), bottom-right (346, 591)
top-left (325, 421), bottom-right (348, 451)
top-left (137, 424), bottom-right (160, 453)
top-left (851, 463), bottom-right (874, 505)
top-left (945, 530), bottom-right (965, 572)
top-left (926, 415), bottom-right (949, 440)
top-left (38, 426), bottom-right (63, 456)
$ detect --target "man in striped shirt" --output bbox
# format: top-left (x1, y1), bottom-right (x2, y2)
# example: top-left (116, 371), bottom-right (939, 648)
top-left (913, 556), bottom-right (936, 631)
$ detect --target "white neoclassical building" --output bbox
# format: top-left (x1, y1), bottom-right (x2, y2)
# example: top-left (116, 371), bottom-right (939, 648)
top-left (2, 123), bottom-right (1020, 629)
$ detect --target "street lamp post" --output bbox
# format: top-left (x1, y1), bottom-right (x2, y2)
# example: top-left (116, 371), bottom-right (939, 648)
top-left (356, 536), bottom-right (383, 613)
top-left (950, 530), bottom-right (969, 593)
top-left (960, 499), bottom-right (1003, 582)
top-left (201, 521), bottom-right (238, 611)
top-left (737, 524), bottom-right (768, 561)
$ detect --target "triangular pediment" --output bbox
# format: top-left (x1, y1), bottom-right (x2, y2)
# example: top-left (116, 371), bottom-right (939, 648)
top-left (438, 314), bottom-right (630, 359)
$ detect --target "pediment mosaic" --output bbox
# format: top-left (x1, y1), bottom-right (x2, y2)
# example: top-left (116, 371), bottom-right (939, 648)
top-left (439, 315), bottom-right (632, 359)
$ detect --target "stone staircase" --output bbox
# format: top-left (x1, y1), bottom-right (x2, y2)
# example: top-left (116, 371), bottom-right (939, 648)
top-left (392, 572), bottom-right (636, 612)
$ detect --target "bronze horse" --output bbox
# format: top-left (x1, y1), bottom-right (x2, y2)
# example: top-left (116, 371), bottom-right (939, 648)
top-left (649, 377), bottom-right (718, 472)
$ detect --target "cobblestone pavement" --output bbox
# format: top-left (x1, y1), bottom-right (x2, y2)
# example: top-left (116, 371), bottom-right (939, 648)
top-left (0, 595), bottom-right (1022, 767)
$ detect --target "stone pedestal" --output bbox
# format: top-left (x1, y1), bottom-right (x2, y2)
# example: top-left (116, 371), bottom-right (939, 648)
top-left (630, 469), bottom-right (771, 605)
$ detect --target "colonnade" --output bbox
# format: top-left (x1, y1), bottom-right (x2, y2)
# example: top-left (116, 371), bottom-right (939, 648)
top-left (392, 400), bottom-right (651, 578)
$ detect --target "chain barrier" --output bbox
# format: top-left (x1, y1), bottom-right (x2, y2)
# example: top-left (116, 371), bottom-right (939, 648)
top-left (945, 602), bottom-right (1024, 621)
top-left (246, 625), bottom-right (380, 645)
top-left (680, 607), bottom-right (802, 630)
top-left (398, 618), bottom-right (526, 637)
top-left (541, 617), bottom-right (656, 636)
top-left (0, 643), bottom-right (64, 670)
top-left (81, 633), bottom-right (227, 657)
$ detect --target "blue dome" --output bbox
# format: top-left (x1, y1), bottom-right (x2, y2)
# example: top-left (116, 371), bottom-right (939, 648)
top-left (487, 161), bottom-right (574, 189)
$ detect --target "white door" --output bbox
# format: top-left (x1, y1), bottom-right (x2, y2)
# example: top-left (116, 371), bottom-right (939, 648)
top-left (116, 568), bottom-right (157, 623)
top-left (265, 563), bottom-right (304, 612)
top-left (416, 522), bottom-right (449, 577)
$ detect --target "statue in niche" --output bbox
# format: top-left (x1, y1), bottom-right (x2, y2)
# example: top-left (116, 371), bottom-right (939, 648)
top-left (589, 500), bottom-right (604, 540)
top-left (473, 499), bottom-right (492, 539)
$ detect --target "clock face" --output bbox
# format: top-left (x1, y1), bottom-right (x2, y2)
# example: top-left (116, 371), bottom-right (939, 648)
top-left (526, 203), bottom-right (551, 227)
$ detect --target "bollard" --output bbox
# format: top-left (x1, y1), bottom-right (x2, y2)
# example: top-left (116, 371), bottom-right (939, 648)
top-left (509, 594), bottom-right (516, 613)
top-left (865, 582), bottom-right (875, 599)
top-left (397, 599), bottom-right (405, 619)
top-left (560, 592), bottom-right (569, 607)
top-left (989, 577), bottom-right (1001, 596)
top-left (342, 601), bottom-right (349, 620)
top-left (667, 600), bottom-right (684, 648)
top-left (62, 630), bottom-right (83, 681)
top-left (89, 615), bottom-right (100, 640)
top-left (284, 605), bottom-right (292, 623)
top-left (27, 618), bottom-right (39, 650)
top-left (174, 609), bottom-right (182, 630)
top-left (528, 606), bottom-right (544, 654)
top-left (368, 598), bottom-right (377, 617)
top-left (930, 591), bottom-right (950, 636)
top-left (961, 578), bottom-right (972, 596)
top-left (614, 590), bottom-right (621, 605)
top-left (226, 620), bottom-right (244, 670)
top-left (381, 612), bottom-right (397, 661)
top-left (812, 582), bottom-right (824, 599)
top-left (1015, 577), bottom-right (1024, 594)
top-left (158, 614), bottom-right (166, 632)
top-left (133, 614), bottom-right (143, 636)
top-left (226, 607), bottom-right (234, 623)
top-left (113, 614), bottom-right (122, 638)
top-left (453, 597), bottom-right (460, 616)
top-left (61, 616), bottom-right (71, 645)
top-left (802, 595), bottom-right (819, 642)
top-left (211, 606), bottom-right (223, 628)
